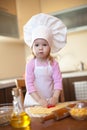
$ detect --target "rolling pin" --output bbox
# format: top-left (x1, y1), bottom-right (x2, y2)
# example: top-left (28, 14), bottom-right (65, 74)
top-left (41, 103), bottom-right (76, 123)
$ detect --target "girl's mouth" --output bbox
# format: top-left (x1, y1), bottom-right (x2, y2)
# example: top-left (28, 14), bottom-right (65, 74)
top-left (39, 52), bottom-right (44, 54)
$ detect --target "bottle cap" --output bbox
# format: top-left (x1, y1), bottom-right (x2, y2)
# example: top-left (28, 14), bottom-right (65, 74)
top-left (12, 88), bottom-right (19, 97)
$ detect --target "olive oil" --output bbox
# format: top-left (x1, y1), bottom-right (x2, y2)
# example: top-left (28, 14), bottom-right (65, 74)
top-left (10, 88), bottom-right (31, 128)
top-left (10, 112), bottom-right (30, 128)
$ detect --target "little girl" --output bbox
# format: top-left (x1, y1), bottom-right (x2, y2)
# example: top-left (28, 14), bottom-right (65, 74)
top-left (23, 13), bottom-right (67, 107)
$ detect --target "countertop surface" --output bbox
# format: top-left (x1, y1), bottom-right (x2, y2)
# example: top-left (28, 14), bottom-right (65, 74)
top-left (0, 71), bottom-right (87, 88)
top-left (62, 70), bottom-right (87, 78)
top-left (0, 113), bottom-right (87, 130)
top-left (0, 77), bottom-right (23, 89)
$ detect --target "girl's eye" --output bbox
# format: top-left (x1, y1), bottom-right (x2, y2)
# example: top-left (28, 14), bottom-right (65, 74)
top-left (43, 44), bottom-right (47, 46)
top-left (35, 44), bottom-right (39, 47)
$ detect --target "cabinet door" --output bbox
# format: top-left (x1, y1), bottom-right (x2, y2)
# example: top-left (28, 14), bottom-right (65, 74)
top-left (62, 78), bottom-right (72, 101)
top-left (68, 76), bottom-right (87, 101)
top-left (0, 89), bottom-right (5, 104)
top-left (5, 86), bottom-right (15, 103)
top-left (63, 76), bottom-right (87, 101)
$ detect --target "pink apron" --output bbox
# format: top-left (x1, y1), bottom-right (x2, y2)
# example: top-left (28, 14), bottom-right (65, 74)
top-left (24, 59), bottom-right (54, 106)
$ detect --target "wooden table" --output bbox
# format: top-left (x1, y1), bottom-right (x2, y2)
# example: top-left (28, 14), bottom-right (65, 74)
top-left (0, 116), bottom-right (87, 130)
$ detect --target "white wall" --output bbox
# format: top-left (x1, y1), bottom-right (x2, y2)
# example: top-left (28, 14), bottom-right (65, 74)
top-left (0, 0), bottom-right (40, 79)
top-left (40, 0), bottom-right (87, 72)
top-left (0, 37), bottom-right (25, 79)
top-left (58, 30), bottom-right (87, 72)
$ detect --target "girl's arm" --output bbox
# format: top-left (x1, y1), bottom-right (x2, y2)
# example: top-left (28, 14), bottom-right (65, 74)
top-left (49, 89), bottom-right (61, 105)
top-left (49, 60), bottom-right (62, 105)
top-left (30, 92), bottom-right (48, 107)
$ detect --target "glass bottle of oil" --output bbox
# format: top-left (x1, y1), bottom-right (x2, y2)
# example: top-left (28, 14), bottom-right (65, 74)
top-left (10, 88), bottom-right (31, 128)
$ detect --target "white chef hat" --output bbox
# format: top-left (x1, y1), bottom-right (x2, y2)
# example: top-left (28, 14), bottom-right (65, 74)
top-left (23, 13), bottom-right (67, 53)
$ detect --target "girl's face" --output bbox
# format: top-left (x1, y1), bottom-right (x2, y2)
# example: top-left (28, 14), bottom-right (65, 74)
top-left (32, 38), bottom-right (51, 60)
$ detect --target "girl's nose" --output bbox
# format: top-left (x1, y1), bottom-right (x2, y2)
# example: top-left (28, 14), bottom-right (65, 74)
top-left (39, 45), bottom-right (43, 49)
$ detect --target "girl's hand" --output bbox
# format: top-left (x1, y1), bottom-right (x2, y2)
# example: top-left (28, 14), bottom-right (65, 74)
top-left (39, 99), bottom-right (48, 107)
top-left (48, 97), bottom-right (58, 106)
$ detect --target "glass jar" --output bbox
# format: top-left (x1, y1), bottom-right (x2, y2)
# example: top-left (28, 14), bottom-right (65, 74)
top-left (10, 88), bottom-right (31, 128)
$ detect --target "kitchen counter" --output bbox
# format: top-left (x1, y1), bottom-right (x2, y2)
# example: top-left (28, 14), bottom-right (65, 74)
top-left (0, 71), bottom-right (87, 88)
top-left (0, 77), bottom-right (24, 103)
top-left (0, 79), bottom-right (15, 89)
top-left (62, 70), bottom-right (87, 78)
top-left (1, 101), bottom-right (87, 130)
top-left (0, 77), bottom-right (23, 89)
top-left (0, 115), bottom-right (87, 130)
